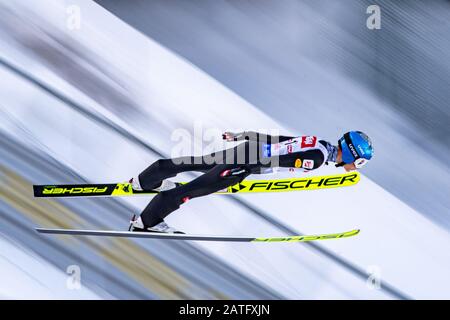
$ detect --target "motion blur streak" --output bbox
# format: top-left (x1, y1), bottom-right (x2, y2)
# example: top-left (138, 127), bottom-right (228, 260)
top-left (0, 129), bottom-right (282, 299)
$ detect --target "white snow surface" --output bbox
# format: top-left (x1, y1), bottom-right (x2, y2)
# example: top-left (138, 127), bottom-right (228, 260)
top-left (0, 235), bottom-right (101, 299)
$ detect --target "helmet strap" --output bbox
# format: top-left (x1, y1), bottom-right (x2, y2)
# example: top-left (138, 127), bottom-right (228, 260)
top-left (343, 132), bottom-right (360, 160)
top-left (336, 140), bottom-right (347, 167)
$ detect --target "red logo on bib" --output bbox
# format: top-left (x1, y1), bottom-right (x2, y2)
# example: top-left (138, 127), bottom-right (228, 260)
top-left (301, 136), bottom-right (317, 148)
top-left (302, 159), bottom-right (315, 169)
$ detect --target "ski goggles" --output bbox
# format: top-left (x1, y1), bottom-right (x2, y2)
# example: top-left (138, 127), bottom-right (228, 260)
top-left (354, 158), bottom-right (369, 169)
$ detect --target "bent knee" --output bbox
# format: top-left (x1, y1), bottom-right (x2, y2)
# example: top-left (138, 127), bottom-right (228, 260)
top-left (151, 159), bottom-right (173, 170)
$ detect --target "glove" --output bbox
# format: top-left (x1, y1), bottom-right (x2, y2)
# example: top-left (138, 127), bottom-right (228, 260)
top-left (222, 131), bottom-right (245, 141)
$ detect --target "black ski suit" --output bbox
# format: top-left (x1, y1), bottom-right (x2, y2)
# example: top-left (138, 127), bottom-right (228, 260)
top-left (138, 132), bottom-right (330, 227)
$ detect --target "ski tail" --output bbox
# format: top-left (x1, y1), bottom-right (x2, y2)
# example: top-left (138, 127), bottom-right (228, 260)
top-left (36, 228), bottom-right (360, 243)
top-left (33, 183), bottom-right (156, 198)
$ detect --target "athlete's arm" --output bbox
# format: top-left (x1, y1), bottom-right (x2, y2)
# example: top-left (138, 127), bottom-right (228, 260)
top-left (276, 149), bottom-right (325, 170)
top-left (223, 131), bottom-right (294, 143)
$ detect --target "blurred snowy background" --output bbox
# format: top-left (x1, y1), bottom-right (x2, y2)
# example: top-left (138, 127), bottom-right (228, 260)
top-left (0, 0), bottom-right (449, 299)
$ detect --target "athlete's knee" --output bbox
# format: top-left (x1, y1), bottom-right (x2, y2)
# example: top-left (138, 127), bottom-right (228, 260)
top-left (151, 159), bottom-right (174, 170)
top-left (140, 159), bottom-right (172, 178)
top-left (139, 159), bottom-right (169, 177)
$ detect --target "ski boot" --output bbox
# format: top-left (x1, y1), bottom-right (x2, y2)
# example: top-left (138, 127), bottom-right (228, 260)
top-left (129, 215), bottom-right (185, 234)
top-left (128, 177), bottom-right (178, 192)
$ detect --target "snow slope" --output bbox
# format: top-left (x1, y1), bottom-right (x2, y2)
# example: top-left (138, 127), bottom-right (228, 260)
top-left (0, 235), bottom-right (101, 299)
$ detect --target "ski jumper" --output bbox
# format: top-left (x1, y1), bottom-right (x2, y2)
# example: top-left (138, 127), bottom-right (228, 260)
top-left (138, 132), bottom-right (336, 227)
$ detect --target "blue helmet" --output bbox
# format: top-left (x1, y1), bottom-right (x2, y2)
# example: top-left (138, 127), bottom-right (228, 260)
top-left (338, 131), bottom-right (374, 165)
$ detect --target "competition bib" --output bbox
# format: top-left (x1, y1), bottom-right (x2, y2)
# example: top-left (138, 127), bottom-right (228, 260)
top-left (262, 136), bottom-right (319, 157)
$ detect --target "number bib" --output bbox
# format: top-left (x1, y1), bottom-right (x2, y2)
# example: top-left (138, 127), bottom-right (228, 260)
top-left (262, 136), bottom-right (322, 157)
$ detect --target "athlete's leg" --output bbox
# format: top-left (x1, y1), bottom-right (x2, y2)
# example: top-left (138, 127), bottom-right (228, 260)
top-left (138, 155), bottom-right (218, 190)
top-left (139, 163), bottom-right (252, 227)
top-left (137, 144), bottom-right (245, 190)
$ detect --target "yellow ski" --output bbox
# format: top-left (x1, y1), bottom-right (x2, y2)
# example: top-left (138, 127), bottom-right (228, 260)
top-left (33, 172), bottom-right (359, 198)
top-left (36, 228), bottom-right (360, 243)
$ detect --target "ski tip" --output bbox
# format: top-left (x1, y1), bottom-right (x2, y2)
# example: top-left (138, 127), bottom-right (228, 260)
top-left (341, 229), bottom-right (360, 236)
top-left (252, 228), bottom-right (361, 242)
